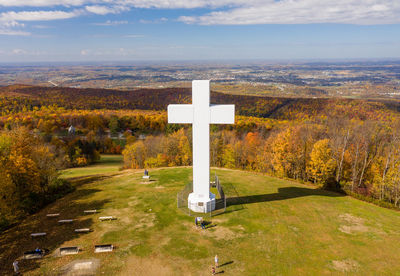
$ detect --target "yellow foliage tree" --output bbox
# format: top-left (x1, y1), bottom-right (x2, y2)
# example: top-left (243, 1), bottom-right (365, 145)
top-left (222, 144), bottom-right (235, 169)
top-left (307, 139), bottom-right (336, 185)
top-left (122, 141), bottom-right (146, 169)
top-left (0, 126), bottom-right (64, 226)
top-left (178, 133), bottom-right (191, 166)
top-left (271, 127), bottom-right (299, 177)
top-left (145, 153), bottom-right (168, 168)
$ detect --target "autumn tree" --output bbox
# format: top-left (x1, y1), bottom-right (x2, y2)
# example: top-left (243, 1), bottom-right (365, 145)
top-left (0, 126), bottom-right (66, 228)
top-left (327, 117), bottom-right (352, 184)
top-left (122, 140), bottom-right (146, 169)
top-left (243, 132), bottom-right (261, 170)
top-left (307, 139), bottom-right (336, 186)
top-left (222, 144), bottom-right (235, 169)
top-left (270, 126), bottom-right (309, 179)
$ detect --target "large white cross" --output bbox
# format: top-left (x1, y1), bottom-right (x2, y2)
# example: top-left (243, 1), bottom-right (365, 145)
top-left (168, 80), bottom-right (235, 213)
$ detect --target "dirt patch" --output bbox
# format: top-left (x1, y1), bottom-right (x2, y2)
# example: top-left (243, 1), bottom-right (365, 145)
top-left (128, 197), bottom-right (140, 207)
top-left (102, 208), bottom-right (133, 224)
top-left (339, 225), bottom-right (369, 234)
top-left (133, 212), bottom-right (156, 230)
top-left (331, 259), bottom-right (359, 272)
top-left (204, 226), bottom-right (240, 240)
top-left (60, 258), bottom-right (100, 275)
top-left (289, 226), bottom-right (299, 232)
top-left (185, 222), bottom-right (242, 240)
top-left (139, 180), bottom-right (157, 184)
top-left (233, 225), bottom-right (246, 231)
top-left (340, 213), bottom-right (364, 225)
top-left (338, 214), bottom-right (368, 234)
top-left (120, 256), bottom-right (173, 276)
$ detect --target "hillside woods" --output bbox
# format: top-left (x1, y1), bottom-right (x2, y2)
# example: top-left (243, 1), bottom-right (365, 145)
top-left (1, 85), bottom-right (400, 229)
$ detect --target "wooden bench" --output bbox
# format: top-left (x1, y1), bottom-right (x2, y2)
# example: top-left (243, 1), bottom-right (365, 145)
top-left (99, 216), bottom-right (116, 221)
top-left (75, 228), bottom-right (91, 233)
top-left (60, 246), bottom-right (79, 256)
top-left (24, 250), bottom-right (44, 259)
top-left (84, 210), bottom-right (97, 214)
top-left (46, 213), bottom-right (60, 217)
top-left (58, 219), bottom-right (74, 223)
top-left (30, 232), bottom-right (46, 238)
top-left (94, 244), bottom-right (113, 253)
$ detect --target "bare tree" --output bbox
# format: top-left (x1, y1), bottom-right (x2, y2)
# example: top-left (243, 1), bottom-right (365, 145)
top-left (327, 117), bottom-right (352, 184)
top-left (357, 122), bottom-right (385, 188)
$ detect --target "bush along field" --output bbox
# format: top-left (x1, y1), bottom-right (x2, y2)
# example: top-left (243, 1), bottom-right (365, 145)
top-left (1, 156), bottom-right (400, 275)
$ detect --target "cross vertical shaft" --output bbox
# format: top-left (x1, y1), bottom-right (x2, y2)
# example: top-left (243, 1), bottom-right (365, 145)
top-left (192, 80), bottom-right (210, 198)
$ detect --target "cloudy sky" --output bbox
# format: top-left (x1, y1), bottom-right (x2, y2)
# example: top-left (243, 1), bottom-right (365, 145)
top-left (0, 0), bottom-right (400, 62)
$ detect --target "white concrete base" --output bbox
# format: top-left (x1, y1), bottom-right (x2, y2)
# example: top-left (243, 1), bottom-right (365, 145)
top-left (188, 192), bottom-right (216, 213)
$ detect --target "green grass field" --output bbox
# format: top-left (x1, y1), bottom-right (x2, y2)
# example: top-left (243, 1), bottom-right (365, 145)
top-left (61, 155), bottom-right (123, 179)
top-left (2, 155), bottom-right (400, 275)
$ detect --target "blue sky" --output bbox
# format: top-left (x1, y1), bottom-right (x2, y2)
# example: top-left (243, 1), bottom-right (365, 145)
top-left (0, 0), bottom-right (400, 62)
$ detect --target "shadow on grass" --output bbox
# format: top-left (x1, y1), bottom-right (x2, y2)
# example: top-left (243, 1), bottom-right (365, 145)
top-left (203, 221), bottom-right (217, 229)
top-left (226, 186), bottom-right (344, 207)
top-left (141, 179), bottom-right (157, 183)
top-left (0, 186), bottom-right (110, 274)
top-left (95, 155), bottom-right (122, 165)
top-left (219, 261), bottom-right (234, 268)
top-left (67, 175), bottom-right (113, 186)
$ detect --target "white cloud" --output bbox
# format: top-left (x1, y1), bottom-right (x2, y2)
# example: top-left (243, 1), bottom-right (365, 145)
top-left (0, 16), bottom-right (28, 36)
top-left (85, 5), bottom-right (129, 15)
top-left (0, 0), bottom-right (399, 26)
top-left (178, 0), bottom-right (400, 25)
top-left (0, 29), bottom-right (30, 35)
top-left (139, 17), bottom-right (168, 24)
top-left (90, 34), bottom-right (110, 37)
top-left (32, 24), bottom-right (53, 29)
top-left (0, 9), bottom-right (81, 36)
top-left (12, 49), bottom-right (28, 55)
top-left (77, 47), bottom-right (137, 57)
top-left (93, 20), bottom-right (128, 26)
top-left (0, 0), bottom-right (251, 8)
top-left (124, 34), bottom-right (144, 38)
top-left (114, 0), bottom-right (256, 9)
top-left (0, 10), bottom-right (81, 22)
top-left (3, 20), bottom-right (24, 27)
top-left (0, 0), bottom-right (91, 6)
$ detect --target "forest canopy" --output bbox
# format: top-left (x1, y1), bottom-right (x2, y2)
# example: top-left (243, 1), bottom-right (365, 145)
top-left (0, 126), bottom-right (71, 230)
top-left (2, 84), bottom-right (400, 227)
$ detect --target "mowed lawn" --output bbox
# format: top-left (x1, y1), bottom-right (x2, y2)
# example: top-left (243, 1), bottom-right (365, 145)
top-left (60, 155), bottom-right (123, 179)
top-left (1, 155), bottom-right (400, 275)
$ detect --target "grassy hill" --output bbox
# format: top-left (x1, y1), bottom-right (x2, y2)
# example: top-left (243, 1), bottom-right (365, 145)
top-left (1, 155), bottom-right (400, 275)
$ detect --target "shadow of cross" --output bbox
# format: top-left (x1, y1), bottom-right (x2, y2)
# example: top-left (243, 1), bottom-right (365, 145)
top-left (226, 186), bottom-right (344, 206)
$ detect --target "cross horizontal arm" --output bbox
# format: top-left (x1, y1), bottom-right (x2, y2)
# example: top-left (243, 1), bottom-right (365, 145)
top-left (210, 105), bottom-right (235, 124)
top-left (168, 104), bottom-right (193, 124)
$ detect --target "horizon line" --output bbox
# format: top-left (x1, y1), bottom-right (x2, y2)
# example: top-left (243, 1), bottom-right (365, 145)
top-left (1, 57), bottom-right (400, 66)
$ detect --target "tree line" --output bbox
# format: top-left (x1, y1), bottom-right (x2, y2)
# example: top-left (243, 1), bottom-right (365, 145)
top-left (123, 117), bottom-right (400, 209)
top-left (2, 84), bottom-right (400, 226)
top-left (0, 127), bottom-right (72, 230)
top-left (2, 85), bottom-right (400, 121)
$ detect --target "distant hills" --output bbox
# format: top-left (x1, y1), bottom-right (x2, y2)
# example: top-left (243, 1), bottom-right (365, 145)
top-left (1, 84), bottom-right (400, 121)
